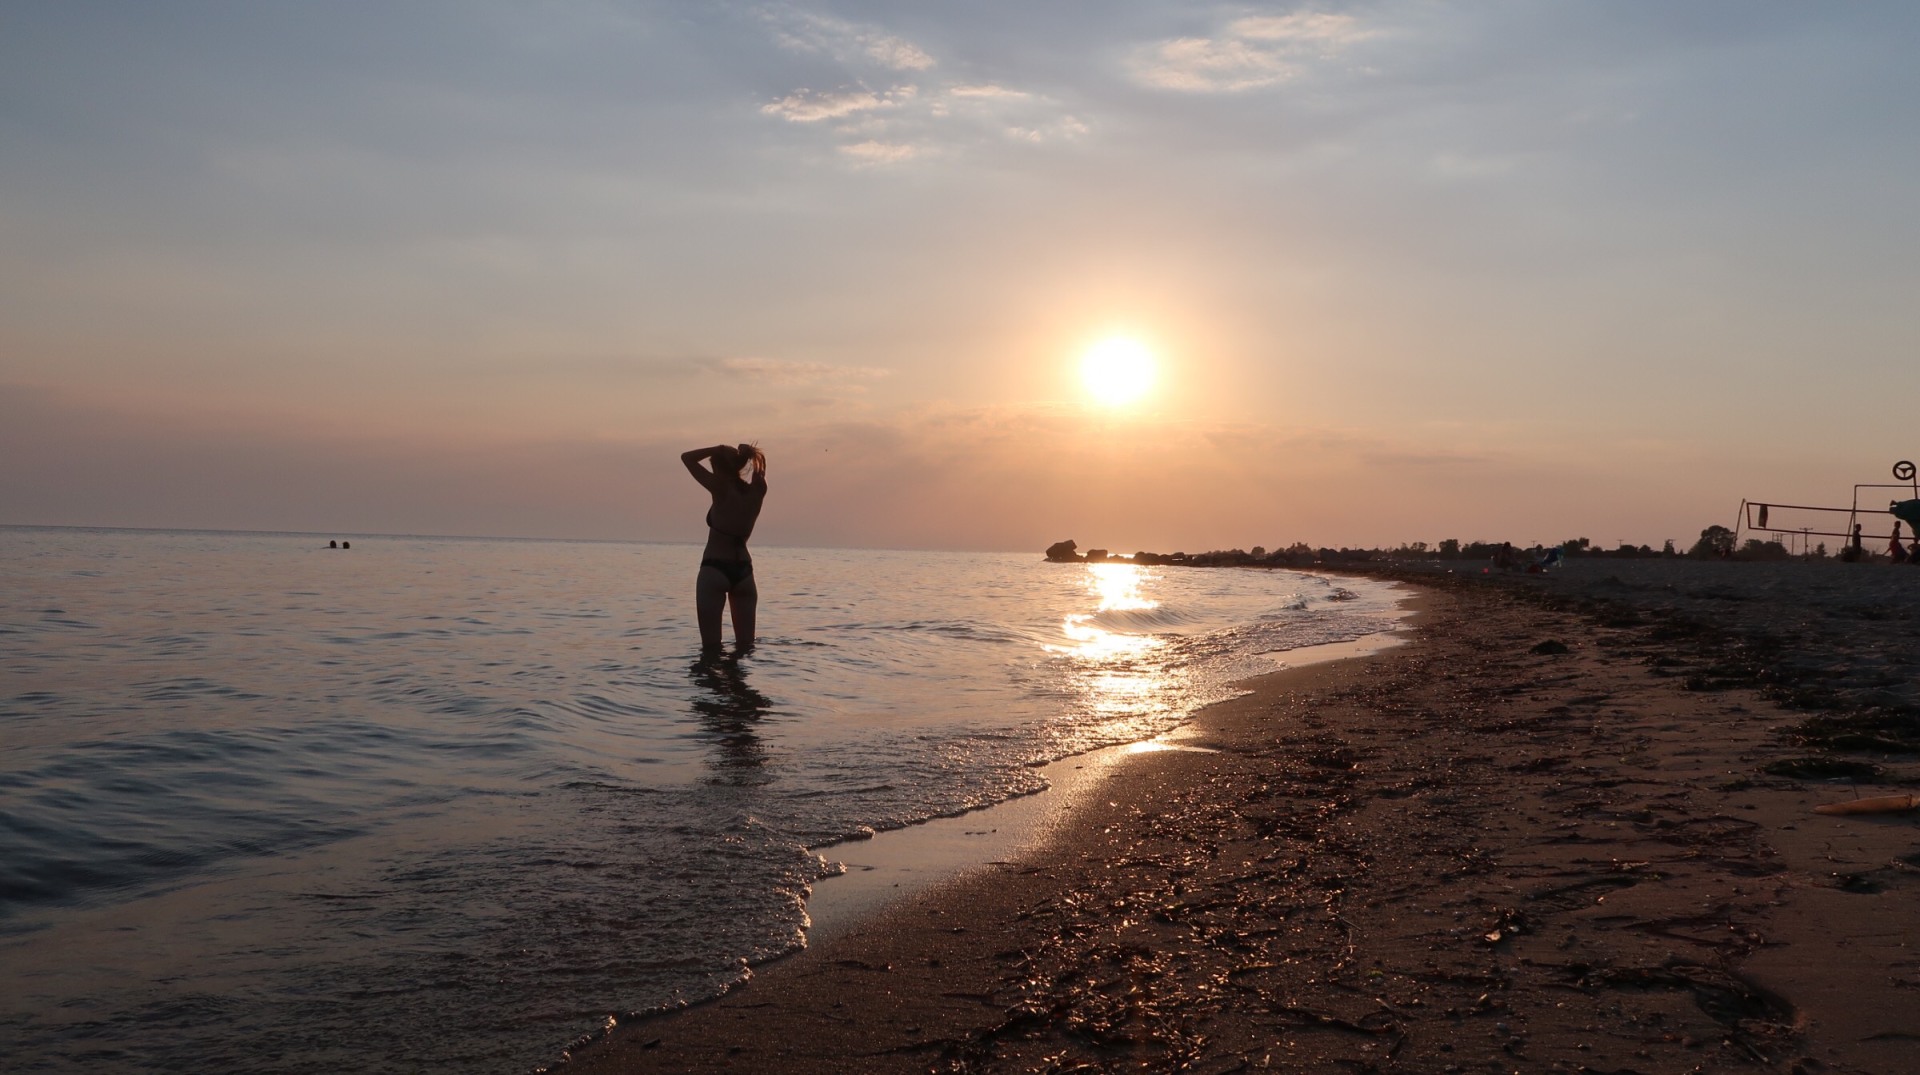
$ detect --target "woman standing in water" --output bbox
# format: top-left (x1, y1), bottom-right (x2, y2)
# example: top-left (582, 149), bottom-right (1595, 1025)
top-left (682, 443), bottom-right (768, 651)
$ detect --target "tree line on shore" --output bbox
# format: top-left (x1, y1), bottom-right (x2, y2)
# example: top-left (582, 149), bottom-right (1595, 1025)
top-left (1045, 526), bottom-right (1834, 567)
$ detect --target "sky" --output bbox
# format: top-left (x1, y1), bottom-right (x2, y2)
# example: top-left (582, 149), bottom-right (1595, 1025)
top-left (3, 1), bottom-right (1917, 552)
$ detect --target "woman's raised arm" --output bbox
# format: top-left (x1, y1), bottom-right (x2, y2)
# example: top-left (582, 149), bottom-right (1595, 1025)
top-left (681, 445), bottom-right (724, 490)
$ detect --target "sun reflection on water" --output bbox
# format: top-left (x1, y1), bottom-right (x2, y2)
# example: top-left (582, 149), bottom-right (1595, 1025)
top-left (1056, 562), bottom-right (1160, 660)
top-left (1049, 562), bottom-right (1185, 738)
top-left (1088, 561), bottom-right (1156, 612)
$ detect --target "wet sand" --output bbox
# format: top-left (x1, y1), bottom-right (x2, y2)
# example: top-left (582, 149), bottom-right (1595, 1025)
top-left (559, 571), bottom-right (1920, 1074)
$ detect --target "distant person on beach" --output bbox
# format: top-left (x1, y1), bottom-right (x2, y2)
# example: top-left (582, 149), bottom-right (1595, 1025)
top-left (1890, 522), bottom-right (1907, 564)
top-left (1842, 523), bottom-right (1864, 562)
top-left (682, 442), bottom-right (768, 652)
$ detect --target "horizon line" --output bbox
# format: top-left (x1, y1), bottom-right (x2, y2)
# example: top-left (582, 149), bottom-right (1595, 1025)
top-left (0, 521), bottom-right (1052, 557)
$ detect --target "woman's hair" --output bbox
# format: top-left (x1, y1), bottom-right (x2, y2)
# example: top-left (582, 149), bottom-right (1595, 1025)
top-left (739, 442), bottom-right (766, 480)
top-left (715, 442), bottom-right (764, 479)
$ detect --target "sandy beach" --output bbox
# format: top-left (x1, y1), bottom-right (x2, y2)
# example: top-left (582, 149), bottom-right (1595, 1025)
top-left (560, 561), bottom-right (1920, 1074)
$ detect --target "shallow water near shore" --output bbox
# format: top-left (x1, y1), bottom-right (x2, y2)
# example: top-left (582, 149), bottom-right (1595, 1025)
top-left (802, 631), bottom-right (1410, 945)
top-left (0, 527), bottom-right (1404, 1073)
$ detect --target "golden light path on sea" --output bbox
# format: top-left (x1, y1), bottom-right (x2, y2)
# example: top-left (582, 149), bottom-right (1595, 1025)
top-left (1049, 562), bottom-right (1174, 730)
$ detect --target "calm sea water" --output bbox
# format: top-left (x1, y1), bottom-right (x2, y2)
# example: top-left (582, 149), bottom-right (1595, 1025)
top-left (0, 527), bottom-right (1404, 1073)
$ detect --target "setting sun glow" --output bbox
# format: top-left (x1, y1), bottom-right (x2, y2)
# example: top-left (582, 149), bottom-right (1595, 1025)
top-left (1080, 337), bottom-right (1156, 407)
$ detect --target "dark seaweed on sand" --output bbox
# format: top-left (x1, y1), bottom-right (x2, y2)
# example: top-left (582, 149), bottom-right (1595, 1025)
top-left (1350, 563), bottom-right (1920, 767)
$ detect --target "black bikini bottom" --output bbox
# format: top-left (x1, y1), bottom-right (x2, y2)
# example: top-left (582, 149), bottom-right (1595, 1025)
top-left (700, 558), bottom-right (754, 588)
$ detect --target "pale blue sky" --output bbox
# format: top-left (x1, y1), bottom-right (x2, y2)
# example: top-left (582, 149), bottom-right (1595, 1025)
top-left (4, 2), bottom-right (1916, 549)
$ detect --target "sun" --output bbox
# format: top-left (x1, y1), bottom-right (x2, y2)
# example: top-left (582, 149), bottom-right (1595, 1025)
top-left (1080, 337), bottom-right (1156, 407)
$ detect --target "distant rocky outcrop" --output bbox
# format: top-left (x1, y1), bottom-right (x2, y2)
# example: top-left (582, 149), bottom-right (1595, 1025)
top-left (1045, 542), bottom-right (1187, 565)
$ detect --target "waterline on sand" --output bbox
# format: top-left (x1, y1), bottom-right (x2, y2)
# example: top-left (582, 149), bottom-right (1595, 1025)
top-left (802, 629), bottom-right (1410, 941)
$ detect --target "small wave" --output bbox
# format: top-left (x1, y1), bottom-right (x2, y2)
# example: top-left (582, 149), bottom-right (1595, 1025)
top-left (815, 619), bottom-right (1023, 644)
top-left (789, 783), bottom-right (898, 799)
top-left (137, 677), bottom-right (266, 703)
top-left (1260, 596), bottom-right (1311, 615)
top-left (137, 633), bottom-right (209, 649)
top-left (560, 780), bottom-right (665, 795)
top-left (1079, 605), bottom-right (1202, 632)
top-left (554, 693), bottom-right (659, 722)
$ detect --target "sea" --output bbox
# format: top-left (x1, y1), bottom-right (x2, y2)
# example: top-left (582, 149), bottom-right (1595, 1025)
top-left (0, 526), bottom-right (1406, 1073)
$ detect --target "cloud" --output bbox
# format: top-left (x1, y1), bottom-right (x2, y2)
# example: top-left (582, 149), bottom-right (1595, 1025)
top-left (713, 357), bottom-right (891, 385)
top-left (1232, 12), bottom-right (1372, 46)
top-left (765, 9), bottom-right (935, 72)
top-left (762, 80), bottom-right (1085, 164)
top-left (1133, 12), bottom-right (1374, 92)
top-left (755, 13), bottom-right (1082, 165)
top-left (1004, 115), bottom-right (1091, 144)
top-left (837, 140), bottom-right (919, 164)
top-left (947, 83), bottom-right (1030, 101)
top-left (760, 85), bottom-right (912, 123)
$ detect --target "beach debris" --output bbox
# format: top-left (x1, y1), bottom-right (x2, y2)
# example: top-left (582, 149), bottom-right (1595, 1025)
top-left (1529, 639), bottom-right (1570, 655)
top-left (1790, 710), bottom-right (1920, 755)
top-left (1763, 757), bottom-right (1885, 781)
top-left (1813, 793), bottom-right (1920, 816)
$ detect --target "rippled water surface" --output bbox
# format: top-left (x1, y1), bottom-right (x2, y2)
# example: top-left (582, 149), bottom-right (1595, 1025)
top-left (0, 527), bottom-right (1404, 1072)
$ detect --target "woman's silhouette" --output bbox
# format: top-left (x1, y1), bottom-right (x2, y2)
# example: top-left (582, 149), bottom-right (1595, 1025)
top-left (681, 442), bottom-right (767, 651)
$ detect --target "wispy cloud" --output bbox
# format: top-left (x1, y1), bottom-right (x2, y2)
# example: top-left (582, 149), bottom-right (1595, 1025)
top-left (947, 83), bottom-right (1029, 101)
top-left (713, 357), bottom-right (891, 385)
top-left (1233, 12), bottom-right (1371, 46)
top-left (764, 9), bottom-right (935, 72)
top-left (930, 81), bottom-right (1087, 145)
top-left (838, 140), bottom-right (919, 165)
top-left (1133, 12), bottom-right (1374, 92)
top-left (761, 85), bottom-right (913, 123)
top-left (762, 78), bottom-right (1087, 164)
top-left (1004, 115), bottom-right (1091, 144)
top-left (756, 10), bottom-right (1084, 166)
